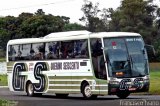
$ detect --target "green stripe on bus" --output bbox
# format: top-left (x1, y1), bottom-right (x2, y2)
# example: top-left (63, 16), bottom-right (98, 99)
top-left (49, 81), bottom-right (95, 85)
top-left (47, 90), bottom-right (81, 94)
top-left (7, 62), bottom-right (15, 66)
top-left (49, 86), bottom-right (80, 89)
top-left (47, 90), bottom-right (101, 94)
top-left (99, 86), bottom-right (108, 90)
top-left (49, 85), bottom-right (100, 90)
top-left (49, 81), bottom-right (82, 84)
top-left (48, 76), bottom-right (93, 79)
top-left (99, 91), bottom-right (108, 95)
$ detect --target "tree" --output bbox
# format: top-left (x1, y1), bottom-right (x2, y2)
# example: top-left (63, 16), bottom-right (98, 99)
top-left (20, 14), bottom-right (68, 38)
top-left (35, 9), bottom-right (45, 15)
top-left (80, 0), bottom-right (103, 32)
top-left (109, 0), bottom-right (160, 61)
top-left (80, 0), bottom-right (112, 32)
top-left (63, 23), bottom-right (86, 31)
top-left (0, 29), bottom-right (10, 51)
top-left (109, 0), bottom-right (158, 36)
top-left (0, 9), bottom-right (73, 54)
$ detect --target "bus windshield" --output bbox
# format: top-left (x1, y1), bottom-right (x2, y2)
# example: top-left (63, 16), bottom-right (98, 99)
top-left (104, 37), bottom-right (149, 78)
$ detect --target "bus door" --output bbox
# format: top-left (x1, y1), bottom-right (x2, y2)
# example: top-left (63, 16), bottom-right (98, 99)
top-left (90, 38), bottom-right (108, 94)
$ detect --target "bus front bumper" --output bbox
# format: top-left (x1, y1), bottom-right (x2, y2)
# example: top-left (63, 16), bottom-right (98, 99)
top-left (108, 78), bottom-right (150, 95)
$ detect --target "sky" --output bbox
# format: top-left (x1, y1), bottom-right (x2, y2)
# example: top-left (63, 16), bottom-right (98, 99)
top-left (0, 0), bottom-right (160, 24)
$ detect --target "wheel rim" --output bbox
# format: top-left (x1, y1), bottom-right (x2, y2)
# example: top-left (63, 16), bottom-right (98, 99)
top-left (28, 83), bottom-right (34, 95)
top-left (84, 85), bottom-right (92, 97)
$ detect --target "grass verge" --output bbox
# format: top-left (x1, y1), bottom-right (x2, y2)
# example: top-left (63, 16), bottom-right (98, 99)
top-left (0, 99), bottom-right (18, 106)
top-left (0, 74), bottom-right (8, 86)
top-left (149, 70), bottom-right (160, 95)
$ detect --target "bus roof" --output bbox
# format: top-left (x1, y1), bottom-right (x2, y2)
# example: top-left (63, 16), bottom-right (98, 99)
top-left (7, 31), bottom-right (141, 45)
top-left (44, 30), bottom-right (91, 38)
top-left (91, 32), bottom-right (141, 38)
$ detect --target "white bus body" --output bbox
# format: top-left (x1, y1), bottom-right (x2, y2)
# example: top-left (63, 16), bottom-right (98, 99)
top-left (7, 31), bottom-right (150, 99)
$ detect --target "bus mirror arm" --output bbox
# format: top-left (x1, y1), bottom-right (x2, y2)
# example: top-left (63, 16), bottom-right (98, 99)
top-left (145, 44), bottom-right (156, 57)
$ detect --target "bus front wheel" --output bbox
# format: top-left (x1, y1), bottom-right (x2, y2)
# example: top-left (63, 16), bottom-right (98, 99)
top-left (82, 83), bottom-right (97, 99)
top-left (116, 91), bottom-right (130, 99)
top-left (26, 82), bottom-right (34, 97)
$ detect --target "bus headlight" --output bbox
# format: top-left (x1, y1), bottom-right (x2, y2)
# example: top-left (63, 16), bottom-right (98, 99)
top-left (144, 75), bottom-right (150, 83)
top-left (109, 80), bottom-right (119, 85)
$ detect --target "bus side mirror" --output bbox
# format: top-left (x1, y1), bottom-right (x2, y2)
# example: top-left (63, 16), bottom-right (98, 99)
top-left (145, 44), bottom-right (156, 58)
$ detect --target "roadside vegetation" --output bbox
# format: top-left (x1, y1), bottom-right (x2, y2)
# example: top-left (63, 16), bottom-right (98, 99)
top-left (149, 70), bottom-right (160, 95)
top-left (0, 74), bottom-right (7, 86)
top-left (0, 99), bottom-right (18, 106)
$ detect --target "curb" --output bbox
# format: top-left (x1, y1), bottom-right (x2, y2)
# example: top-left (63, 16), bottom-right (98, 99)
top-left (0, 86), bottom-right (8, 88)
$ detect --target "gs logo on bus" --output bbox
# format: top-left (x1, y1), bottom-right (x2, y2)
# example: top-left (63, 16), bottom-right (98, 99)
top-left (119, 79), bottom-right (131, 90)
top-left (12, 63), bottom-right (27, 91)
top-left (33, 62), bottom-right (48, 92)
top-left (133, 78), bottom-right (144, 89)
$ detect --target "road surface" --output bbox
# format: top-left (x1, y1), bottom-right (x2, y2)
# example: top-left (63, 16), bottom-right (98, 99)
top-left (0, 88), bottom-right (160, 106)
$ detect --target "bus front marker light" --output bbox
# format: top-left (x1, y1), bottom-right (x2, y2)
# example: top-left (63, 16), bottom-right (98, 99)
top-left (116, 72), bottom-right (124, 76)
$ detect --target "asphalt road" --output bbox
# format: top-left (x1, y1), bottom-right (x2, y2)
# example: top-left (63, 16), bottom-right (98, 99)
top-left (0, 88), bottom-right (160, 106)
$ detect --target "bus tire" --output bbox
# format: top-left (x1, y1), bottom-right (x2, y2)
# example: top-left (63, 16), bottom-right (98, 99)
top-left (116, 91), bottom-right (130, 99)
top-left (82, 83), bottom-right (96, 99)
top-left (56, 94), bottom-right (69, 98)
top-left (26, 82), bottom-right (35, 97)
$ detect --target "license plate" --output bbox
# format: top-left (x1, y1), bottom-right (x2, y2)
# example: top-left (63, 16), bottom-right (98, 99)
top-left (129, 88), bottom-right (136, 91)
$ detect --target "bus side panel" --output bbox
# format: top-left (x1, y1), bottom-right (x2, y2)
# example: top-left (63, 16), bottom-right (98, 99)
top-left (46, 59), bottom-right (99, 94)
top-left (8, 73), bottom-right (14, 91)
top-left (7, 62), bottom-right (15, 92)
top-left (7, 62), bottom-right (28, 92)
top-left (71, 59), bottom-right (98, 94)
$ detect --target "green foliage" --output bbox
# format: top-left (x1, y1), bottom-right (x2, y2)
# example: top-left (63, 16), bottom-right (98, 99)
top-left (0, 29), bottom-right (10, 51)
top-left (149, 70), bottom-right (160, 95)
top-left (0, 74), bottom-right (7, 86)
top-left (80, 0), bottom-right (160, 61)
top-left (80, 0), bottom-right (109, 32)
top-left (63, 23), bottom-right (86, 31)
top-left (19, 12), bottom-right (70, 38)
top-left (0, 99), bottom-right (18, 106)
top-left (109, 0), bottom-right (157, 33)
top-left (0, 9), bottom-right (85, 55)
top-left (108, 0), bottom-right (160, 62)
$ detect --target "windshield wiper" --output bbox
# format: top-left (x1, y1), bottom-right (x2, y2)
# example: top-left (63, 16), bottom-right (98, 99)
top-left (129, 55), bottom-right (133, 69)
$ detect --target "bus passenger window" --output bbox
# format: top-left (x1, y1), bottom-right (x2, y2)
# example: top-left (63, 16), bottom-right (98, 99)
top-left (16, 49), bottom-right (22, 60)
top-left (8, 45), bottom-right (17, 61)
top-left (30, 49), bottom-right (35, 60)
top-left (60, 41), bottom-right (74, 59)
top-left (47, 46), bottom-right (54, 59)
top-left (74, 40), bottom-right (89, 58)
top-left (20, 44), bottom-right (31, 60)
top-left (45, 42), bottom-right (59, 59)
top-left (32, 43), bottom-right (45, 60)
top-left (12, 45), bottom-right (19, 61)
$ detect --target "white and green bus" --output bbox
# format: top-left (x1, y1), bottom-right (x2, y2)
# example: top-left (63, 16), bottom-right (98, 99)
top-left (7, 31), bottom-right (150, 99)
